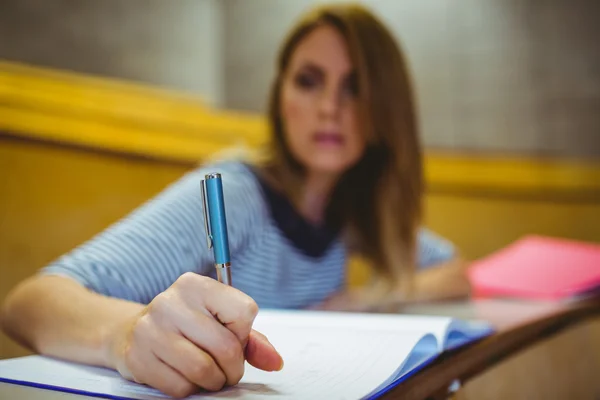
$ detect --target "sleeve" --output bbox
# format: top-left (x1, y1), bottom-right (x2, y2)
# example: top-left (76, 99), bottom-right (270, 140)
top-left (416, 228), bottom-right (457, 269)
top-left (40, 163), bottom-right (264, 304)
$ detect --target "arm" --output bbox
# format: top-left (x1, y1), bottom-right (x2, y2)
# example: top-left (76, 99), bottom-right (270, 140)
top-left (412, 256), bottom-right (472, 302)
top-left (0, 274), bottom-right (143, 367)
top-left (313, 229), bottom-right (470, 311)
top-left (411, 228), bottom-right (471, 302)
top-left (1, 272), bottom-right (282, 398)
top-left (311, 258), bottom-right (470, 312)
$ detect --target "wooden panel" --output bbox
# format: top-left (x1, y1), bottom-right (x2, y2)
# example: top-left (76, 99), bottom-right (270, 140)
top-left (424, 193), bottom-right (600, 261)
top-left (0, 61), bottom-right (268, 163)
top-left (455, 319), bottom-right (600, 399)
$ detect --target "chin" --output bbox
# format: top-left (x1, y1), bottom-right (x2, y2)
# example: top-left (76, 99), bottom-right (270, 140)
top-left (303, 155), bottom-right (357, 176)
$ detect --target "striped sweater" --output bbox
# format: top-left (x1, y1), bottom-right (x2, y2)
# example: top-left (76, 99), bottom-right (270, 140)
top-left (41, 160), bottom-right (455, 309)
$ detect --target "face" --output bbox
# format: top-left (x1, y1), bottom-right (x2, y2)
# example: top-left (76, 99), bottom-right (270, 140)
top-left (280, 25), bottom-right (366, 178)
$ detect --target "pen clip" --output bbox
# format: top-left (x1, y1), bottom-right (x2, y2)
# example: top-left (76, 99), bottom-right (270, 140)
top-left (201, 178), bottom-right (213, 249)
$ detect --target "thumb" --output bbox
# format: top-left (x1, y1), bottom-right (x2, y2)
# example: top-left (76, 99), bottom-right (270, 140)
top-left (245, 330), bottom-right (284, 372)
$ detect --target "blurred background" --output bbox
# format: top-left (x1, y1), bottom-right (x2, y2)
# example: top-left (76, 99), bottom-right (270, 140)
top-left (1, 0), bottom-right (599, 359)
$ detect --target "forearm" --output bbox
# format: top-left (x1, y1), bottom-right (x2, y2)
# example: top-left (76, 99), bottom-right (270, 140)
top-left (0, 275), bottom-right (143, 368)
top-left (315, 258), bottom-right (471, 312)
top-left (412, 257), bottom-right (472, 302)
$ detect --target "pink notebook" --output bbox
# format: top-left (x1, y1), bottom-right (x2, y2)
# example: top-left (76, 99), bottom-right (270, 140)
top-left (467, 235), bottom-right (600, 300)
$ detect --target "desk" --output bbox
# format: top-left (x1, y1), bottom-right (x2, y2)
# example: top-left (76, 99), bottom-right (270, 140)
top-left (383, 297), bottom-right (600, 400)
top-left (1, 298), bottom-right (599, 400)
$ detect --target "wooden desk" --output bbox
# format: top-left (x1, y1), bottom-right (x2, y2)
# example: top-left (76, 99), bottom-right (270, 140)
top-left (383, 297), bottom-right (600, 400)
top-left (1, 298), bottom-right (599, 400)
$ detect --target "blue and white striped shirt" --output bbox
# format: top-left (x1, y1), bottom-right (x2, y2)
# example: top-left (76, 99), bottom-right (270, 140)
top-left (41, 160), bottom-right (455, 309)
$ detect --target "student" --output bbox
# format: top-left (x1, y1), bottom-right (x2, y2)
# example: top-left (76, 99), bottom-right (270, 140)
top-left (1, 3), bottom-right (470, 398)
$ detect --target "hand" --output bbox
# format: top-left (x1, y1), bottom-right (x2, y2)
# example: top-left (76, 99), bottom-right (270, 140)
top-left (106, 273), bottom-right (283, 398)
top-left (310, 290), bottom-right (372, 312)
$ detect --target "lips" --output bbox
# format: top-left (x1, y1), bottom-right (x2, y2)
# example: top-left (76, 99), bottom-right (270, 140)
top-left (314, 131), bottom-right (344, 146)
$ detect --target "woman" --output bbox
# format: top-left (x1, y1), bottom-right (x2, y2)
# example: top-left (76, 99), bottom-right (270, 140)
top-left (1, 3), bottom-right (470, 398)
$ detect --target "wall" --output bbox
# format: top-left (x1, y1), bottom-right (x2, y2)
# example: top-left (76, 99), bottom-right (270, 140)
top-left (223, 0), bottom-right (600, 158)
top-left (0, 0), bottom-right (224, 106)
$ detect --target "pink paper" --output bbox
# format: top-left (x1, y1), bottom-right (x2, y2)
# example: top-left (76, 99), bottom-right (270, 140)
top-left (467, 235), bottom-right (600, 300)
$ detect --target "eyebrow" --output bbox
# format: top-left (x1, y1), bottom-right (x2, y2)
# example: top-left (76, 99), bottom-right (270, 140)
top-left (296, 61), bottom-right (325, 75)
top-left (295, 60), bottom-right (355, 78)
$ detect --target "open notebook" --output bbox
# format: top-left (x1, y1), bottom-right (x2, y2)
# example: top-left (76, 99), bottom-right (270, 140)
top-left (0, 310), bottom-right (493, 400)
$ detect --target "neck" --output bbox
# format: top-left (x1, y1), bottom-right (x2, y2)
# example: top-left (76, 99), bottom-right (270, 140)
top-left (298, 171), bottom-right (339, 225)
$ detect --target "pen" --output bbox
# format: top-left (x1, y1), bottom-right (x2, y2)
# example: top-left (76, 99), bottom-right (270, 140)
top-left (201, 173), bottom-right (232, 286)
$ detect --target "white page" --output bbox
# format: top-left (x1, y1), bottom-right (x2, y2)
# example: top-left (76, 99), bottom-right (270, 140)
top-left (255, 309), bottom-right (455, 350)
top-left (265, 310), bottom-right (493, 351)
top-left (0, 310), bottom-right (442, 400)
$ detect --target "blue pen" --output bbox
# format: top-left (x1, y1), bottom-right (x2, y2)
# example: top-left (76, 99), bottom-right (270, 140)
top-left (201, 173), bottom-right (232, 286)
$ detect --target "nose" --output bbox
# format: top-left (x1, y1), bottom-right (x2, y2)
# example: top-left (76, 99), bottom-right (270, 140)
top-left (317, 84), bottom-right (341, 120)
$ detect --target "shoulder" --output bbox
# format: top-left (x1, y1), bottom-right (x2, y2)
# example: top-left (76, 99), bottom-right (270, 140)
top-left (416, 227), bottom-right (457, 269)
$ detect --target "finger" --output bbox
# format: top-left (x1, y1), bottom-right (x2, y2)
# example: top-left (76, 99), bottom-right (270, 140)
top-left (153, 331), bottom-right (227, 392)
top-left (175, 273), bottom-right (259, 342)
top-left (246, 330), bottom-right (284, 372)
top-left (167, 303), bottom-right (245, 386)
top-left (122, 344), bottom-right (196, 399)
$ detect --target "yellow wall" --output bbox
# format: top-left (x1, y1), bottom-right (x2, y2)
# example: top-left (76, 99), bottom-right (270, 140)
top-left (425, 194), bottom-right (599, 259)
top-left (1, 61), bottom-right (599, 360)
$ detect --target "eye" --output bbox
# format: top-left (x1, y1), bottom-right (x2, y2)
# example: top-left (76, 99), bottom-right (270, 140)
top-left (294, 71), bottom-right (320, 90)
top-left (341, 73), bottom-right (359, 97)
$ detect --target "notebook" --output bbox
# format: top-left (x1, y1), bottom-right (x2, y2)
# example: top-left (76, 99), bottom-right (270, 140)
top-left (0, 309), bottom-right (493, 400)
top-left (467, 235), bottom-right (600, 301)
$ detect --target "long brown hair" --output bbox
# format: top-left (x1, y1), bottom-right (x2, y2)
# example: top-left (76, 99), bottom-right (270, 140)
top-left (262, 3), bottom-right (423, 292)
